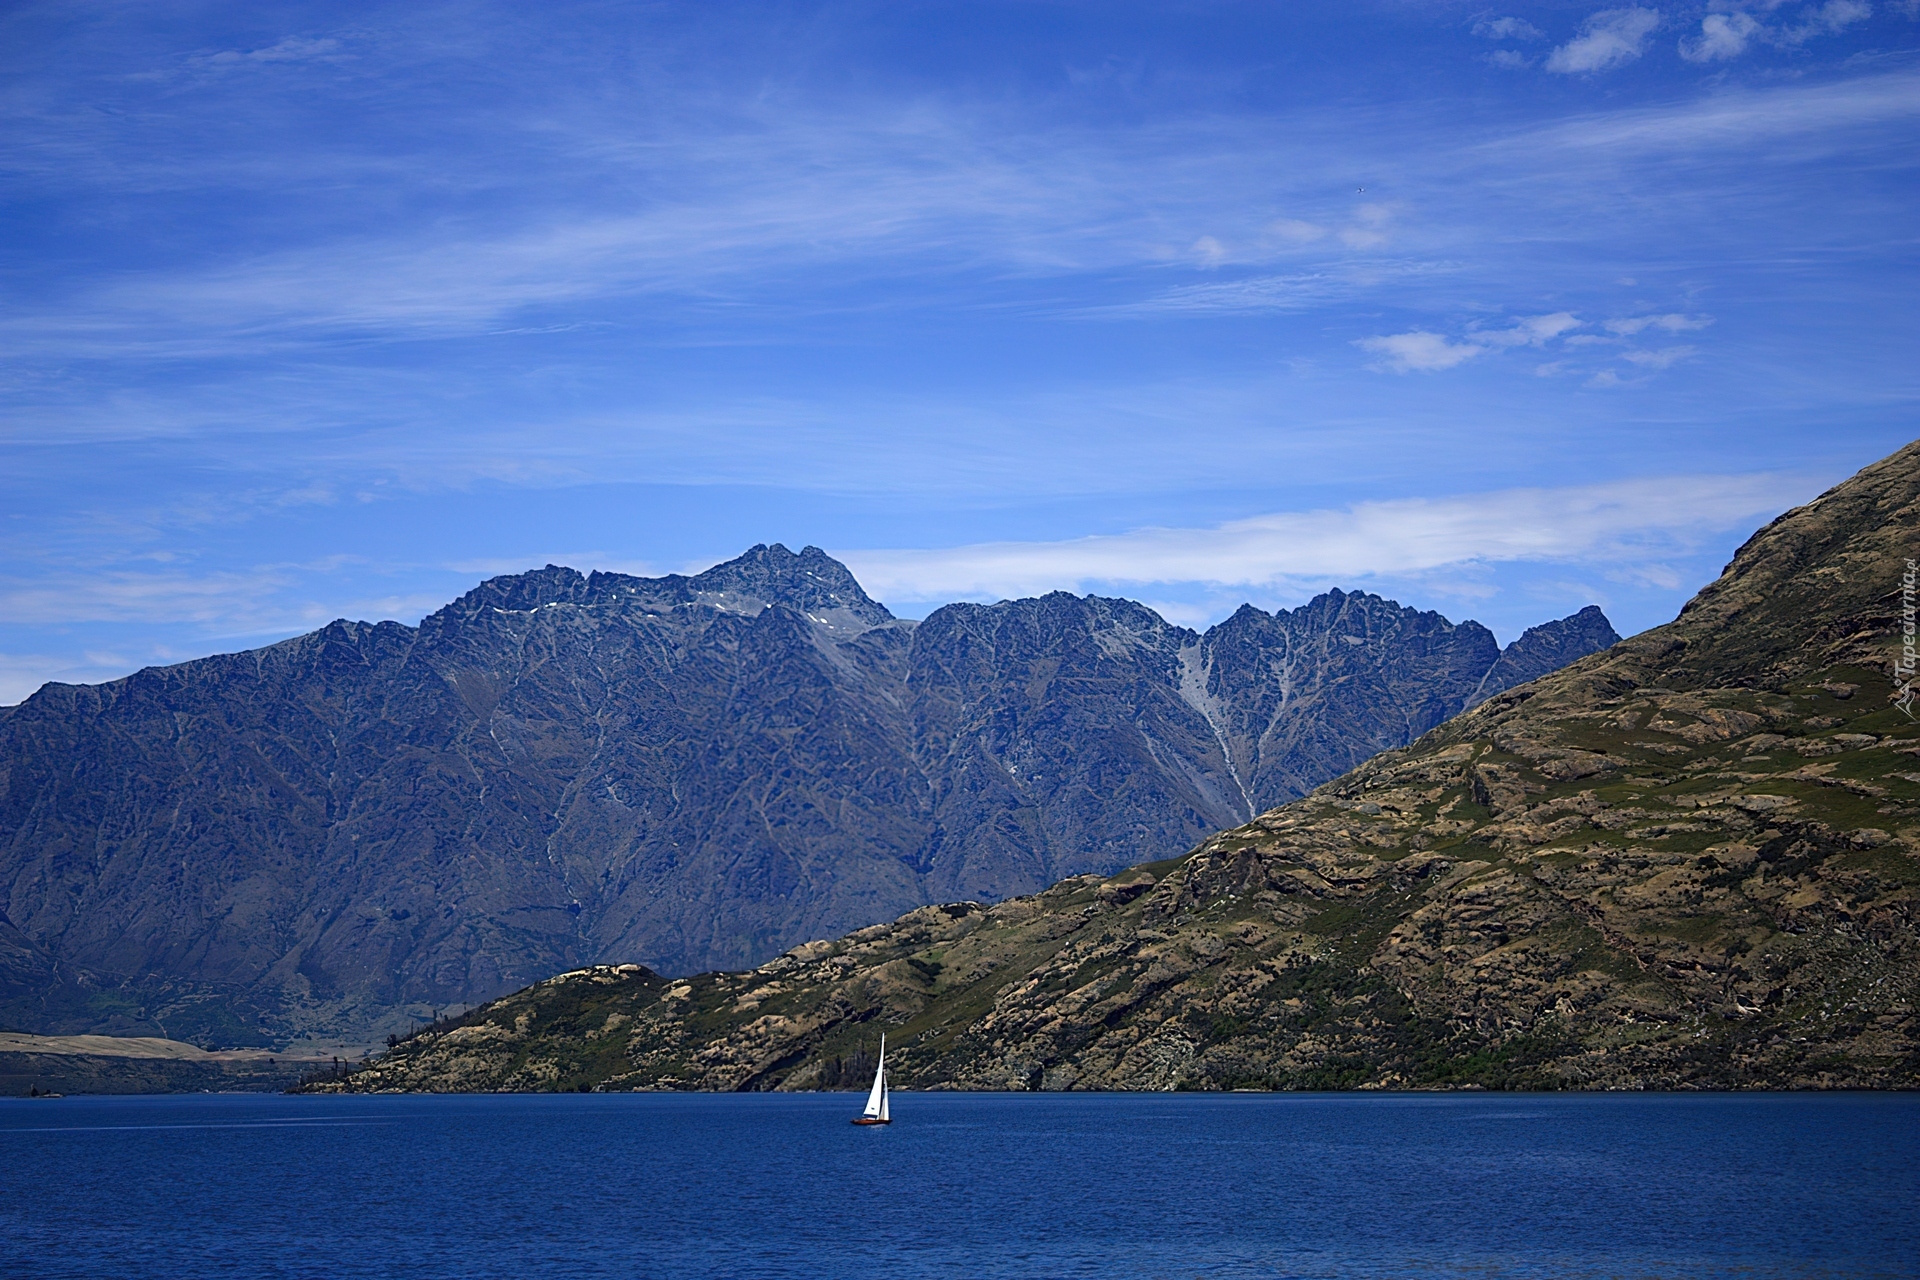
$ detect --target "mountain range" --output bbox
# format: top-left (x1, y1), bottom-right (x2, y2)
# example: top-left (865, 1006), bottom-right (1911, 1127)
top-left (306, 440), bottom-right (1920, 1093)
top-left (0, 548), bottom-right (1613, 1045)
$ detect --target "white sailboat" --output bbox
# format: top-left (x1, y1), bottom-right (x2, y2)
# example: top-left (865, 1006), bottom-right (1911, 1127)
top-left (850, 1033), bottom-right (891, 1125)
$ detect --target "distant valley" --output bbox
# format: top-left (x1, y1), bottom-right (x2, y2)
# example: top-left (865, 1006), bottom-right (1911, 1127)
top-left (0, 549), bottom-right (1613, 1045)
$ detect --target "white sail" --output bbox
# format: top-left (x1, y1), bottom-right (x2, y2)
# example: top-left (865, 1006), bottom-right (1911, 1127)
top-left (862, 1034), bottom-right (887, 1118)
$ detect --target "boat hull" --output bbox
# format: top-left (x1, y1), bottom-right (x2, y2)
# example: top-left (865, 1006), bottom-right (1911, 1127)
top-left (850, 1117), bottom-right (891, 1126)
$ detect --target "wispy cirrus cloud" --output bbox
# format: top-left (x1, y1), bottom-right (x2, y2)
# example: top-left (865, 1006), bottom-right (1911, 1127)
top-left (191, 35), bottom-right (350, 68)
top-left (836, 472), bottom-right (1816, 606)
top-left (1500, 68), bottom-right (1920, 154)
top-left (6, 53), bottom-right (1914, 366)
top-left (1, 5), bottom-right (1909, 706)
top-left (8, 97), bottom-right (1290, 352)
top-left (1087, 259), bottom-right (1452, 317)
top-left (0, 568), bottom-right (299, 628)
top-left (0, 562), bottom-right (420, 631)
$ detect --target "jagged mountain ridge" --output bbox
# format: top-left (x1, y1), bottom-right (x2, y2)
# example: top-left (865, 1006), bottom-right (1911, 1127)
top-left (0, 546), bottom-right (1613, 1044)
top-left (311, 441), bottom-right (1920, 1094)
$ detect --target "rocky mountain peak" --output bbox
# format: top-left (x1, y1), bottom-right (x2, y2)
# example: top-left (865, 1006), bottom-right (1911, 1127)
top-left (1466, 604), bottom-right (1623, 710)
top-left (435, 564), bottom-right (590, 621)
top-left (1655, 440), bottom-right (1920, 691)
top-left (0, 542), bottom-right (1621, 1043)
top-left (421, 545), bottom-right (895, 638)
top-left (681, 543), bottom-right (895, 628)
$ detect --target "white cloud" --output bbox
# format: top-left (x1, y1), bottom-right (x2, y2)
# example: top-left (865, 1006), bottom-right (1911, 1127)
top-left (1356, 312), bottom-right (1578, 371)
top-left (1621, 344), bottom-right (1699, 368)
top-left (1474, 16), bottom-right (1549, 40)
top-left (1477, 311), bottom-right (1582, 346)
top-left (1484, 49), bottom-right (1535, 68)
top-left (195, 36), bottom-right (347, 68)
top-left (1547, 8), bottom-right (1664, 73)
top-left (835, 472), bottom-right (1813, 604)
top-left (1356, 331), bottom-right (1487, 371)
top-left (1605, 312), bottom-right (1712, 334)
top-left (1680, 1), bottom-right (1869, 60)
top-left (1778, 0), bottom-right (1873, 45)
top-left (1680, 11), bottom-right (1762, 60)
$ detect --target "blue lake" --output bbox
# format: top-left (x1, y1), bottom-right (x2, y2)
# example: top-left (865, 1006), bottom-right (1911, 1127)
top-left (3, 1091), bottom-right (1916, 1278)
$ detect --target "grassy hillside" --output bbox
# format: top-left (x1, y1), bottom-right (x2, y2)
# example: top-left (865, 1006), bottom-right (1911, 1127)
top-left (306, 442), bottom-right (1920, 1093)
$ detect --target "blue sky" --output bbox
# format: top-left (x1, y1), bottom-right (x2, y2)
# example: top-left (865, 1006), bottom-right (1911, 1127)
top-left (3, 0), bottom-right (1916, 703)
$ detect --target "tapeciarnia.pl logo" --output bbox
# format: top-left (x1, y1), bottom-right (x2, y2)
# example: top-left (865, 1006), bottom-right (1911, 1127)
top-left (1898, 558), bottom-right (1917, 721)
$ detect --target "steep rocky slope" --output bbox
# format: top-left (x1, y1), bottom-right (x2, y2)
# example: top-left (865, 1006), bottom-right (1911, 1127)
top-left (313, 442), bottom-right (1920, 1092)
top-left (1, 548), bottom-right (1610, 1045)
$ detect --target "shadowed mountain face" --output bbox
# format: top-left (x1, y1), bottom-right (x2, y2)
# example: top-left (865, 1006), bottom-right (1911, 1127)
top-left (1465, 605), bottom-right (1621, 711)
top-left (314, 441), bottom-right (1920, 1097)
top-left (0, 545), bottom-right (1613, 1043)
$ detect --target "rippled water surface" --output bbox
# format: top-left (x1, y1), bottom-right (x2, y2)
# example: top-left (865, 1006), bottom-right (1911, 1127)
top-left (4, 1091), bottom-right (1917, 1278)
